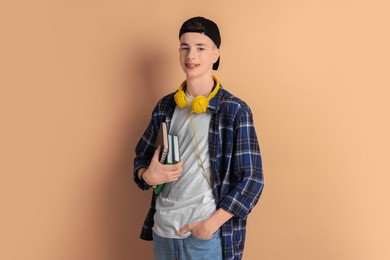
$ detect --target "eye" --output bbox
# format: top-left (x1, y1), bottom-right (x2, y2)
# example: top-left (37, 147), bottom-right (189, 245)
top-left (180, 47), bottom-right (189, 51)
top-left (198, 48), bottom-right (205, 51)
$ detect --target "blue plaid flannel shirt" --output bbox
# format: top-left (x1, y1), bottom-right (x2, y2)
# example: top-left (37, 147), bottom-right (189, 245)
top-left (133, 85), bottom-right (264, 260)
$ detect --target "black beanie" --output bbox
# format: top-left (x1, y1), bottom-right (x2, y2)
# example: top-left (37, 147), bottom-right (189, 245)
top-left (179, 17), bottom-right (221, 70)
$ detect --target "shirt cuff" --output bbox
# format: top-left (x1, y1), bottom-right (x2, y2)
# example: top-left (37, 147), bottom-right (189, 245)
top-left (134, 167), bottom-right (152, 190)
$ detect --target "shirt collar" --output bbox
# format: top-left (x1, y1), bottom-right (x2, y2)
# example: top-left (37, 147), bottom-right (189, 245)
top-left (208, 84), bottom-right (223, 114)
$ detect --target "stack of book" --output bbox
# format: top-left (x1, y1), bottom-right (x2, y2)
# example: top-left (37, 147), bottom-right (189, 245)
top-left (155, 122), bottom-right (180, 195)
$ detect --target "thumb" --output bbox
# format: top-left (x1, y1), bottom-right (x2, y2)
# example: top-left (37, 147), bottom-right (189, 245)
top-left (154, 145), bottom-right (161, 158)
top-left (177, 225), bottom-right (191, 235)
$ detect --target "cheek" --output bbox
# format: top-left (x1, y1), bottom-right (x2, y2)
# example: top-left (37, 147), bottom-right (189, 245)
top-left (179, 52), bottom-right (187, 60)
top-left (179, 55), bottom-right (186, 68)
top-left (179, 53), bottom-right (184, 63)
top-left (205, 52), bottom-right (216, 63)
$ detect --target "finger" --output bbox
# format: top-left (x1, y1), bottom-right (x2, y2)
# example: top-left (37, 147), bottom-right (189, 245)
top-left (165, 171), bottom-right (181, 182)
top-left (154, 145), bottom-right (161, 157)
top-left (152, 146), bottom-right (162, 163)
top-left (167, 175), bottom-right (180, 183)
top-left (167, 161), bottom-right (184, 172)
top-left (177, 225), bottom-right (190, 235)
top-left (162, 166), bottom-right (182, 177)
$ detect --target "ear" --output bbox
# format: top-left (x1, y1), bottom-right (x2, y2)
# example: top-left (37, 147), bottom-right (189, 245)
top-left (213, 48), bottom-right (220, 63)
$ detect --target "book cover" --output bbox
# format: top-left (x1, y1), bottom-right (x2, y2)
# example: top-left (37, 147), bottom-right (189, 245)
top-left (157, 122), bottom-right (169, 164)
top-left (166, 134), bottom-right (174, 164)
top-left (173, 135), bottom-right (180, 163)
top-left (154, 130), bottom-right (180, 196)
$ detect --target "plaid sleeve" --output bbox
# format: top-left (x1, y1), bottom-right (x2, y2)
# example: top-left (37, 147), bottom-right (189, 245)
top-left (133, 118), bottom-right (157, 190)
top-left (133, 94), bottom-right (175, 190)
top-left (133, 104), bottom-right (162, 190)
top-left (219, 108), bottom-right (264, 219)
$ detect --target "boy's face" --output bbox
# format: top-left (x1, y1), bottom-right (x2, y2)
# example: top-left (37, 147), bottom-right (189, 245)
top-left (179, 32), bottom-right (220, 80)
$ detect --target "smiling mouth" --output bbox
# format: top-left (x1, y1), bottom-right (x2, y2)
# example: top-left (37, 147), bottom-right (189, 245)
top-left (185, 63), bottom-right (200, 67)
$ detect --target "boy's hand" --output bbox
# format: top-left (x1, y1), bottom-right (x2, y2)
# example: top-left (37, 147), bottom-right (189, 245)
top-left (178, 220), bottom-right (215, 240)
top-left (177, 208), bottom-right (234, 240)
top-left (142, 146), bottom-right (183, 186)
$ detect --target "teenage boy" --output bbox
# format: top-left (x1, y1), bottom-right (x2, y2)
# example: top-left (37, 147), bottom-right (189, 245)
top-left (133, 16), bottom-right (264, 260)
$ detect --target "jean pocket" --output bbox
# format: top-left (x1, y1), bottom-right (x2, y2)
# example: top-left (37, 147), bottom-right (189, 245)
top-left (190, 231), bottom-right (219, 242)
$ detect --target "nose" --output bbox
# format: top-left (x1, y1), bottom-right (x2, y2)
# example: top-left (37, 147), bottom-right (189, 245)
top-left (186, 48), bottom-right (196, 60)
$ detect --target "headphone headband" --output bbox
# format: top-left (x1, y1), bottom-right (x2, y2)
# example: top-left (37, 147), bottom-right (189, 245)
top-left (174, 76), bottom-right (220, 114)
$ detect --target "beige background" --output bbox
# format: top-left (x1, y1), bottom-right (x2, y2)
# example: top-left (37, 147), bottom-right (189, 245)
top-left (1, 0), bottom-right (389, 259)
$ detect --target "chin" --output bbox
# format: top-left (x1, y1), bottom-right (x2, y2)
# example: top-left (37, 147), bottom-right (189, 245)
top-left (184, 71), bottom-right (201, 80)
top-left (185, 69), bottom-right (211, 80)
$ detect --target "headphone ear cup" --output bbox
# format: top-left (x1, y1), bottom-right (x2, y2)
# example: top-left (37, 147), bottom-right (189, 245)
top-left (174, 90), bottom-right (188, 108)
top-left (191, 96), bottom-right (208, 114)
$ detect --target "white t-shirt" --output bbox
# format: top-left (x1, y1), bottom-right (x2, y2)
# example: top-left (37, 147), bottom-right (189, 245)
top-left (153, 93), bottom-right (216, 239)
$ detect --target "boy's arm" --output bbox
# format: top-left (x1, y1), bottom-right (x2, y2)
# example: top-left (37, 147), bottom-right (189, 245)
top-left (133, 117), bottom-right (158, 190)
top-left (219, 109), bottom-right (264, 219)
top-left (138, 147), bottom-right (183, 187)
top-left (134, 117), bottom-right (183, 190)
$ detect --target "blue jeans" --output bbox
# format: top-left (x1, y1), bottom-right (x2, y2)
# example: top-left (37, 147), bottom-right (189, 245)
top-left (153, 231), bottom-right (223, 260)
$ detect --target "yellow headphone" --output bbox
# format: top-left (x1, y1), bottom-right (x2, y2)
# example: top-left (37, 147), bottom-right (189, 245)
top-left (174, 75), bottom-right (220, 114)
